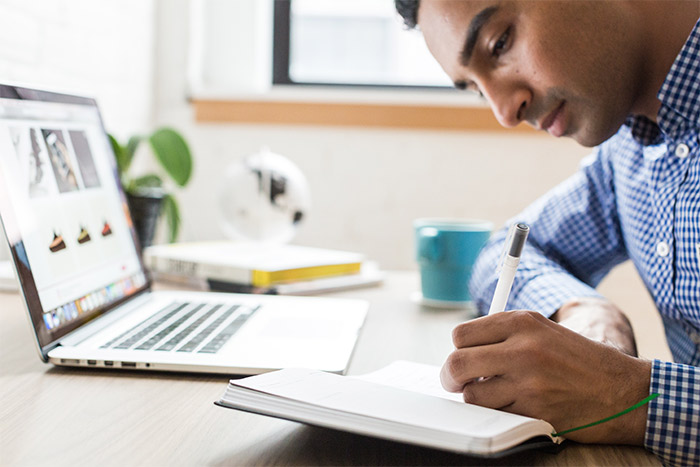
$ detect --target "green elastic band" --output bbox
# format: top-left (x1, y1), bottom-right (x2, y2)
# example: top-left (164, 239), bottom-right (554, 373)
top-left (551, 393), bottom-right (660, 437)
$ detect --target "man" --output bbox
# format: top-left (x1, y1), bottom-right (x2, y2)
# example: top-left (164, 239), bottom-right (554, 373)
top-left (394, 1), bottom-right (699, 464)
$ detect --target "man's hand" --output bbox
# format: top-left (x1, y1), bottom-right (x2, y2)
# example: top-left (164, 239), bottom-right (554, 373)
top-left (440, 310), bottom-right (652, 445)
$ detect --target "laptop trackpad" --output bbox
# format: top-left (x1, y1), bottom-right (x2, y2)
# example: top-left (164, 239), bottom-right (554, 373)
top-left (223, 306), bottom-right (363, 370)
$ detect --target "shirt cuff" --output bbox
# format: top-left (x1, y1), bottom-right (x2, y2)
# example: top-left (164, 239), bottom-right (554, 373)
top-left (645, 359), bottom-right (700, 465)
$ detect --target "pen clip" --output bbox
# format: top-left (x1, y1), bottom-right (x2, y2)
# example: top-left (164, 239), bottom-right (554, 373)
top-left (496, 223), bottom-right (517, 273)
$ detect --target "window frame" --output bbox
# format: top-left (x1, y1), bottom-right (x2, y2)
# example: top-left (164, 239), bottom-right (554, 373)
top-left (271, 0), bottom-right (450, 90)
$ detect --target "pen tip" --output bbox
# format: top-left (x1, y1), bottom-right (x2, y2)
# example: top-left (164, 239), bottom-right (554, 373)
top-left (509, 223), bottom-right (529, 257)
top-left (515, 223), bottom-right (530, 233)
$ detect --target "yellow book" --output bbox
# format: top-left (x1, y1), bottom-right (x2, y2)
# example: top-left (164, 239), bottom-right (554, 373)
top-left (250, 263), bottom-right (361, 286)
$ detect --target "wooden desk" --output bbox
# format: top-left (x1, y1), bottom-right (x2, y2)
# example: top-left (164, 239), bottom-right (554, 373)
top-left (0, 272), bottom-right (661, 466)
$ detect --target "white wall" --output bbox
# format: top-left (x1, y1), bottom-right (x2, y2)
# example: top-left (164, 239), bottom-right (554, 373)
top-left (0, 0), bottom-right (156, 138)
top-left (168, 124), bottom-right (589, 269)
top-left (0, 0), bottom-right (620, 271)
top-left (0, 0), bottom-right (155, 260)
top-left (154, 0), bottom-right (591, 270)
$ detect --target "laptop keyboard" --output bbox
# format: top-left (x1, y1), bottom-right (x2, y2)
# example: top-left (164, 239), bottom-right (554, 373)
top-left (100, 301), bottom-right (258, 354)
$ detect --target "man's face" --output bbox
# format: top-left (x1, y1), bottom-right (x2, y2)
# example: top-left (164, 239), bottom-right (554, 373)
top-left (418, 0), bottom-right (645, 147)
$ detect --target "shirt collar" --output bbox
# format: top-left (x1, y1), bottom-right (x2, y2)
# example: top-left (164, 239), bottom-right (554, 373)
top-left (625, 18), bottom-right (700, 145)
top-left (657, 18), bottom-right (700, 127)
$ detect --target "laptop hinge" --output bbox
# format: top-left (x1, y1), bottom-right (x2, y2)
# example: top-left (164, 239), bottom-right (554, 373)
top-left (41, 341), bottom-right (61, 361)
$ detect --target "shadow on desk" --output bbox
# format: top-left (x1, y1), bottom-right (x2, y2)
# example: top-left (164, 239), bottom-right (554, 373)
top-left (44, 365), bottom-right (233, 383)
top-left (212, 424), bottom-right (656, 466)
top-left (212, 425), bottom-right (535, 466)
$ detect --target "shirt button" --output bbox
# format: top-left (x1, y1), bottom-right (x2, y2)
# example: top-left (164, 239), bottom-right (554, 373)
top-left (675, 143), bottom-right (689, 158)
top-left (690, 329), bottom-right (700, 346)
top-left (656, 241), bottom-right (670, 257)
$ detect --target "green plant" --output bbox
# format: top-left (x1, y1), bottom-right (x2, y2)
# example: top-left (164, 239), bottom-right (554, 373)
top-left (108, 127), bottom-right (193, 243)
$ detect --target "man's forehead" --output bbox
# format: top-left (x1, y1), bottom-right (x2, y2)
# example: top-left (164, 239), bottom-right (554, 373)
top-left (417, 0), bottom-right (499, 27)
top-left (417, 0), bottom-right (502, 74)
top-left (417, 0), bottom-right (502, 50)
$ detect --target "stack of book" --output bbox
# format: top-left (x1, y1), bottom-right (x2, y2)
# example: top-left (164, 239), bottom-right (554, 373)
top-left (143, 241), bottom-right (384, 295)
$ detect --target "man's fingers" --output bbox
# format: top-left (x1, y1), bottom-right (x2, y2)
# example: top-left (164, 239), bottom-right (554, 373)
top-left (461, 376), bottom-right (516, 410)
top-left (451, 310), bottom-right (553, 349)
top-left (441, 312), bottom-right (559, 393)
top-left (440, 345), bottom-right (509, 392)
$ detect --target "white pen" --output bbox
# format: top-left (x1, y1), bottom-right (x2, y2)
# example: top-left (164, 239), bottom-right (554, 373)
top-left (488, 223), bottom-right (530, 315)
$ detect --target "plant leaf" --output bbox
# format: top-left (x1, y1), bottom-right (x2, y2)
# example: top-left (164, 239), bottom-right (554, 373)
top-left (108, 134), bottom-right (128, 177)
top-left (149, 128), bottom-right (193, 187)
top-left (161, 193), bottom-right (181, 243)
top-left (125, 135), bottom-right (143, 173)
top-left (130, 174), bottom-right (164, 189)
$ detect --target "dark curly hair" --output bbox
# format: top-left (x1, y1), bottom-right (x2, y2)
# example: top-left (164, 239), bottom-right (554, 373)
top-left (395, 0), bottom-right (420, 29)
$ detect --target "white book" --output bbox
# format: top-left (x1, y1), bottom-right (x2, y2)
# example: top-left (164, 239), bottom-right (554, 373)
top-left (216, 361), bottom-right (563, 457)
top-left (151, 261), bottom-right (385, 296)
top-left (144, 241), bottom-right (365, 287)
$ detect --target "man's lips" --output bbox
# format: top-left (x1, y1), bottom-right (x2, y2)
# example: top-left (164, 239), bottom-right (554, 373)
top-left (539, 101), bottom-right (567, 137)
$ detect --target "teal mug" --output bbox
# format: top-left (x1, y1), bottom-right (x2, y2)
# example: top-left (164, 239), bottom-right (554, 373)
top-left (414, 218), bottom-right (493, 304)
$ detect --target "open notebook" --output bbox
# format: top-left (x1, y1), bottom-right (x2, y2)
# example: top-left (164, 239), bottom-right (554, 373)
top-left (216, 361), bottom-right (564, 457)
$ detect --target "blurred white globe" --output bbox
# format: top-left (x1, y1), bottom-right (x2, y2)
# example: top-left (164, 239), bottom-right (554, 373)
top-left (218, 148), bottom-right (311, 243)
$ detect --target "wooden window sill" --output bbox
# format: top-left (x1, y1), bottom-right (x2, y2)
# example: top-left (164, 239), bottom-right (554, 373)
top-left (192, 91), bottom-right (537, 133)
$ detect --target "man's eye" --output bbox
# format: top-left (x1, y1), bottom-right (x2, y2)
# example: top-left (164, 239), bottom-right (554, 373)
top-left (467, 84), bottom-right (485, 99)
top-left (455, 81), bottom-right (485, 99)
top-left (491, 26), bottom-right (511, 57)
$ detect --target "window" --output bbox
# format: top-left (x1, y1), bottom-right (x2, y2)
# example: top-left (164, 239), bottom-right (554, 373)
top-left (273, 0), bottom-right (452, 88)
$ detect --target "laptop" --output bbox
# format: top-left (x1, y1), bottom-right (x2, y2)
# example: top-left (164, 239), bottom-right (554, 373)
top-left (0, 84), bottom-right (368, 375)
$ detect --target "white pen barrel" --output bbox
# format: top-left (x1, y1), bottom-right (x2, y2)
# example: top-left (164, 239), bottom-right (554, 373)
top-left (487, 255), bottom-right (520, 315)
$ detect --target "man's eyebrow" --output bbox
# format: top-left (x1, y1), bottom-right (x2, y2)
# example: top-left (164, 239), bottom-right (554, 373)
top-left (459, 5), bottom-right (500, 67)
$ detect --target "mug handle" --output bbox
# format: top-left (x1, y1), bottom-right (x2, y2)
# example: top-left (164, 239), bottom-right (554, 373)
top-left (417, 227), bottom-right (441, 262)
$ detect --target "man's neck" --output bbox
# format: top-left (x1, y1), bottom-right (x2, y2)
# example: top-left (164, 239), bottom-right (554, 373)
top-left (631, 1), bottom-right (699, 121)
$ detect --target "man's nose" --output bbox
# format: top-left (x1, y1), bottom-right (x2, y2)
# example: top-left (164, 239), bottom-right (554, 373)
top-left (483, 84), bottom-right (531, 128)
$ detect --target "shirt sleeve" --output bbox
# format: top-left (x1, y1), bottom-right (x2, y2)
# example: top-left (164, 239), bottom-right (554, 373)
top-left (469, 146), bottom-right (629, 317)
top-left (646, 360), bottom-right (700, 465)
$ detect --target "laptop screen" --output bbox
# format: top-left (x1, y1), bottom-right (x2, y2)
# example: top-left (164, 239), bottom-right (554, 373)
top-left (0, 85), bottom-right (149, 354)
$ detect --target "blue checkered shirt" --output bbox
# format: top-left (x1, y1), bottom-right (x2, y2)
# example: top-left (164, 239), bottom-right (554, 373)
top-left (470, 20), bottom-right (700, 465)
